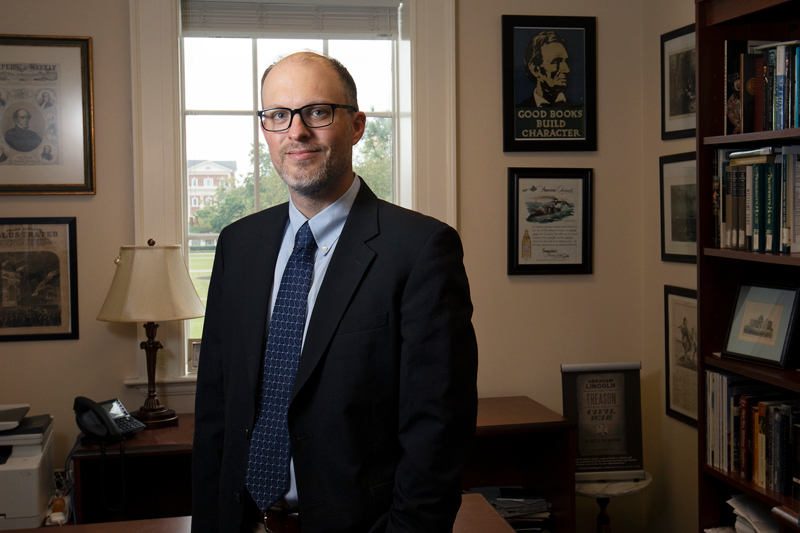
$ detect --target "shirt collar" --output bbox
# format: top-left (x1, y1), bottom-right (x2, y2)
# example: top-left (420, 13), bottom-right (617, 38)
top-left (287, 174), bottom-right (361, 255)
top-left (534, 90), bottom-right (567, 107)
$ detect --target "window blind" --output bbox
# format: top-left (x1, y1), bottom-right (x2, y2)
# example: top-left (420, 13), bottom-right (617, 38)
top-left (181, 1), bottom-right (399, 37)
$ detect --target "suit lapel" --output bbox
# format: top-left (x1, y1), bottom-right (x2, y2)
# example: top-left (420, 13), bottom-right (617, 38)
top-left (239, 205), bottom-right (288, 397)
top-left (292, 182), bottom-right (379, 401)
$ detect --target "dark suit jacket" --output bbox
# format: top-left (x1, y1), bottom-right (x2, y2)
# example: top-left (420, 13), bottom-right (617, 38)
top-left (192, 180), bottom-right (479, 533)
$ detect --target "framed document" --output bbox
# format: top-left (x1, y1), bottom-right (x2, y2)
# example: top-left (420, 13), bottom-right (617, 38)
top-left (561, 362), bottom-right (644, 481)
top-left (0, 35), bottom-right (95, 195)
top-left (502, 15), bottom-right (597, 152)
top-left (660, 24), bottom-right (696, 140)
top-left (660, 152), bottom-right (697, 263)
top-left (664, 285), bottom-right (698, 427)
top-left (507, 167), bottom-right (592, 275)
top-left (0, 217), bottom-right (79, 341)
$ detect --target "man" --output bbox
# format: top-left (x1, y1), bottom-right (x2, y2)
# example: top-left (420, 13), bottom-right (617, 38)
top-left (517, 30), bottom-right (577, 108)
top-left (41, 145), bottom-right (53, 161)
top-left (192, 52), bottom-right (478, 533)
top-left (39, 92), bottom-right (54, 109)
top-left (4, 109), bottom-right (42, 152)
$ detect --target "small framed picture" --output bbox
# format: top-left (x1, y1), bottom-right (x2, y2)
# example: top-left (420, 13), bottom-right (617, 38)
top-left (187, 338), bottom-right (201, 373)
top-left (0, 217), bottom-right (79, 341)
top-left (660, 152), bottom-right (697, 263)
top-left (660, 24), bottom-right (696, 140)
top-left (664, 285), bottom-right (698, 427)
top-left (501, 15), bottom-right (597, 152)
top-left (724, 284), bottom-right (800, 369)
top-left (507, 167), bottom-right (592, 275)
top-left (0, 35), bottom-right (95, 195)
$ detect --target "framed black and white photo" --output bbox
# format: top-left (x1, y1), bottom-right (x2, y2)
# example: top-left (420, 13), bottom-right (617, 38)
top-left (508, 167), bottom-right (592, 275)
top-left (502, 15), bottom-right (597, 152)
top-left (0, 217), bottom-right (79, 341)
top-left (660, 152), bottom-right (697, 263)
top-left (724, 284), bottom-right (800, 369)
top-left (0, 35), bottom-right (95, 195)
top-left (664, 285), bottom-right (698, 427)
top-left (661, 24), bottom-right (696, 140)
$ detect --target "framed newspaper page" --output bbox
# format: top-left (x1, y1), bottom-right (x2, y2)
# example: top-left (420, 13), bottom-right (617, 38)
top-left (0, 35), bottom-right (95, 195)
top-left (561, 362), bottom-right (644, 481)
top-left (660, 24), bottom-right (696, 140)
top-left (502, 15), bottom-right (597, 152)
top-left (0, 217), bottom-right (79, 341)
top-left (664, 285), bottom-right (698, 427)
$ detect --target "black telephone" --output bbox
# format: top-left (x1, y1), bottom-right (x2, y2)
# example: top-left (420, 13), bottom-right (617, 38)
top-left (73, 397), bottom-right (146, 443)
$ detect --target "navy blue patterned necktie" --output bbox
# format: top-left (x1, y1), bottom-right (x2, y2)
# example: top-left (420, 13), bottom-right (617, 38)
top-left (246, 221), bottom-right (317, 511)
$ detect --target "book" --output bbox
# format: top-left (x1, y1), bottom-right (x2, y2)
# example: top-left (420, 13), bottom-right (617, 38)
top-left (729, 165), bottom-right (740, 249)
top-left (738, 165), bottom-right (747, 249)
top-left (742, 53), bottom-right (760, 133)
top-left (745, 165), bottom-right (753, 251)
top-left (730, 147), bottom-right (778, 159)
top-left (766, 162), bottom-right (779, 252)
top-left (776, 45), bottom-right (787, 130)
top-left (730, 155), bottom-right (778, 166)
top-left (766, 48), bottom-right (776, 131)
top-left (725, 41), bottom-right (748, 135)
top-left (713, 164), bottom-right (721, 248)
top-left (753, 163), bottom-right (765, 253)
top-left (782, 154), bottom-right (791, 253)
top-left (754, 56), bottom-right (765, 132)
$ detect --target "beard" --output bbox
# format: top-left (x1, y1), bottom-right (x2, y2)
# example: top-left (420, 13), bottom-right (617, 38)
top-left (271, 133), bottom-right (354, 199)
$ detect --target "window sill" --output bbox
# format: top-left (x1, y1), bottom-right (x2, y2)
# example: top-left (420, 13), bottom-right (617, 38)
top-left (124, 374), bottom-right (197, 396)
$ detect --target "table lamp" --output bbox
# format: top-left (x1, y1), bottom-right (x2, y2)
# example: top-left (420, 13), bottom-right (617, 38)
top-left (97, 239), bottom-right (205, 429)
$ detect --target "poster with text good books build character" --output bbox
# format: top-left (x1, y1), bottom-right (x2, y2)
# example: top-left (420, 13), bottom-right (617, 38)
top-left (562, 362), bottom-right (644, 481)
top-left (502, 15), bottom-right (597, 152)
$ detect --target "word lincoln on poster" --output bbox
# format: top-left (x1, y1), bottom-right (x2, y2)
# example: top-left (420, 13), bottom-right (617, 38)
top-left (562, 362), bottom-right (645, 481)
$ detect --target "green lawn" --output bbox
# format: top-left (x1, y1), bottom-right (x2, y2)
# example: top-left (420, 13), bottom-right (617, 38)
top-left (188, 251), bottom-right (215, 338)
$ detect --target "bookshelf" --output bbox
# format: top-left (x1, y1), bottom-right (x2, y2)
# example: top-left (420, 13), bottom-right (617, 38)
top-left (696, 0), bottom-right (800, 531)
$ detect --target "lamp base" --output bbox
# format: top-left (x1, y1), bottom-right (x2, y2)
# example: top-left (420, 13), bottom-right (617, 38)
top-left (131, 406), bottom-right (179, 430)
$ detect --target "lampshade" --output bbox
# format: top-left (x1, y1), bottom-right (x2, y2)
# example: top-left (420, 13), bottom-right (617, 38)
top-left (97, 245), bottom-right (205, 323)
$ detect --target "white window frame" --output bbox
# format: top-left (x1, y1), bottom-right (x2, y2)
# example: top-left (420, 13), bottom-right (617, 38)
top-left (128, 0), bottom-right (457, 393)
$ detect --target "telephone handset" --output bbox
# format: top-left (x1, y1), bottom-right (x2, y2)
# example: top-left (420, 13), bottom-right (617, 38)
top-left (73, 396), bottom-right (146, 443)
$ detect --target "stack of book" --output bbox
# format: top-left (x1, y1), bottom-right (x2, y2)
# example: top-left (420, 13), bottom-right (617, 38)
top-left (464, 487), bottom-right (551, 532)
top-left (724, 40), bottom-right (799, 135)
top-left (705, 369), bottom-right (800, 496)
top-left (726, 494), bottom-right (780, 533)
top-left (712, 146), bottom-right (800, 252)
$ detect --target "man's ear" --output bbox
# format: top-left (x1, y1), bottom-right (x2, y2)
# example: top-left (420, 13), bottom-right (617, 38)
top-left (352, 111), bottom-right (367, 145)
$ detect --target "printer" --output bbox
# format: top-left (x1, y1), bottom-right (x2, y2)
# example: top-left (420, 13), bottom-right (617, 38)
top-left (0, 406), bottom-right (54, 530)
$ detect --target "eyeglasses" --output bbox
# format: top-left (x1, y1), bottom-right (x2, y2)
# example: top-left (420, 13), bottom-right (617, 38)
top-left (257, 103), bottom-right (356, 132)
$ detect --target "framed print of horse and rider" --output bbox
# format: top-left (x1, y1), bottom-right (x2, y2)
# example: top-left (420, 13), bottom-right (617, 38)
top-left (664, 285), bottom-right (697, 427)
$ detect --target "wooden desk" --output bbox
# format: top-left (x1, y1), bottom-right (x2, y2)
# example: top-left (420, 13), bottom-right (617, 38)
top-left (71, 413), bottom-right (194, 523)
top-left (71, 398), bottom-right (574, 530)
top-left (464, 396), bottom-right (577, 533)
top-left (5, 494), bottom-right (511, 533)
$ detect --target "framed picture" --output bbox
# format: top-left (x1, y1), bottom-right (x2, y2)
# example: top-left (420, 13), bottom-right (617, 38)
top-left (664, 285), bottom-right (698, 427)
top-left (561, 362), bottom-right (644, 481)
top-left (187, 338), bottom-right (201, 373)
top-left (0, 35), bottom-right (95, 195)
top-left (724, 284), bottom-right (800, 369)
top-left (660, 24), bottom-right (696, 140)
top-left (507, 167), bottom-right (592, 275)
top-left (660, 152), bottom-right (697, 263)
top-left (501, 15), bottom-right (597, 152)
top-left (0, 217), bottom-right (79, 341)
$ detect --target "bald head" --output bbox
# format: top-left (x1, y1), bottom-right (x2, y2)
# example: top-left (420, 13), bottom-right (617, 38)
top-left (261, 52), bottom-right (359, 111)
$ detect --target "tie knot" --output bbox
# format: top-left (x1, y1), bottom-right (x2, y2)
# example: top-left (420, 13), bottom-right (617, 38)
top-left (294, 222), bottom-right (316, 252)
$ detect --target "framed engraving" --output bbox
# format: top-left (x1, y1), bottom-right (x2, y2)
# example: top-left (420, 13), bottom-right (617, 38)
top-left (0, 35), bottom-right (95, 194)
top-left (660, 152), bottom-right (697, 263)
top-left (0, 217), bottom-right (78, 341)
top-left (664, 285), bottom-right (698, 427)
top-left (507, 167), bottom-right (592, 275)
top-left (502, 15), bottom-right (597, 152)
top-left (660, 24), bottom-right (696, 140)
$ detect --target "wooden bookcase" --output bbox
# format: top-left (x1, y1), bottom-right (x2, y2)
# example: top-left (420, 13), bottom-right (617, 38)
top-left (695, 0), bottom-right (800, 531)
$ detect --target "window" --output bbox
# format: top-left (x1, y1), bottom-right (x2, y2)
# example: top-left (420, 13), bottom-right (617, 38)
top-left (181, 4), bottom-right (400, 339)
top-left (203, 177), bottom-right (213, 187)
top-left (191, 197), bottom-right (198, 207)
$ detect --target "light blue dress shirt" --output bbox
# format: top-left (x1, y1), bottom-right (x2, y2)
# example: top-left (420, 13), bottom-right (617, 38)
top-left (267, 175), bottom-right (361, 507)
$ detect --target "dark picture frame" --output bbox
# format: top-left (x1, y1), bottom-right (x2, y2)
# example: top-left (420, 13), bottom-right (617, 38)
top-left (664, 285), bottom-right (698, 427)
top-left (660, 152), bottom-right (697, 263)
top-left (660, 24), bottom-right (696, 140)
top-left (501, 15), bottom-right (597, 152)
top-left (0, 35), bottom-right (95, 195)
top-left (723, 284), bottom-right (800, 369)
top-left (0, 217), bottom-right (79, 341)
top-left (508, 167), bottom-right (592, 275)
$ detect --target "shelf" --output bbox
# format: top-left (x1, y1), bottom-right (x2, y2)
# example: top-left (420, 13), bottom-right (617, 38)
top-left (704, 356), bottom-right (800, 393)
top-left (773, 505), bottom-right (800, 530)
top-left (702, 463), bottom-right (797, 509)
top-left (704, 128), bottom-right (800, 146)
top-left (704, 0), bottom-right (795, 25)
top-left (703, 248), bottom-right (800, 267)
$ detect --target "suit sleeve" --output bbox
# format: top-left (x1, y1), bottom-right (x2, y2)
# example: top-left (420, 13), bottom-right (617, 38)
top-left (386, 224), bottom-right (479, 532)
top-left (191, 230), bottom-right (228, 533)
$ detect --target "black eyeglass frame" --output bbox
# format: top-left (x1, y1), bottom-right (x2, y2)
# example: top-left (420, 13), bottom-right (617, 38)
top-left (257, 103), bottom-right (357, 132)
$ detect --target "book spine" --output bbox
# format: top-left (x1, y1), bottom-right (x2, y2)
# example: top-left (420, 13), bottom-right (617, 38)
top-left (713, 164), bottom-right (721, 248)
top-left (723, 161), bottom-right (731, 248)
top-left (731, 166), bottom-right (740, 249)
top-left (754, 405), bottom-right (761, 485)
top-left (733, 398), bottom-right (741, 474)
top-left (742, 54), bottom-right (758, 133)
top-left (796, 47), bottom-right (800, 128)
top-left (741, 394), bottom-right (751, 479)
top-left (755, 56), bottom-right (765, 132)
top-left (754, 163), bottom-right (763, 252)
top-left (766, 163), bottom-right (777, 252)
top-left (758, 402), bottom-right (768, 488)
top-left (783, 155), bottom-right (790, 252)
top-left (793, 155), bottom-right (800, 249)
top-left (739, 165), bottom-right (747, 249)
top-left (780, 405), bottom-right (791, 494)
top-left (746, 164), bottom-right (754, 251)
top-left (767, 49), bottom-right (776, 130)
